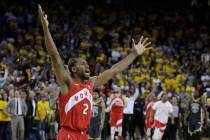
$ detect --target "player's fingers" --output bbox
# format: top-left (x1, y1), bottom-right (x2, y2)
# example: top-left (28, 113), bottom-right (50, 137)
top-left (132, 38), bottom-right (135, 46)
top-left (38, 4), bottom-right (43, 14)
top-left (38, 9), bottom-right (44, 19)
top-left (146, 47), bottom-right (153, 50)
top-left (144, 42), bottom-right (151, 48)
top-left (44, 14), bottom-right (48, 20)
top-left (139, 36), bottom-right (143, 44)
top-left (142, 37), bottom-right (149, 46)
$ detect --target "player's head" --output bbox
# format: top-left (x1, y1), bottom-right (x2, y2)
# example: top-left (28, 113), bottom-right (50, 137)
top-left (171, 96), bottom-right (177, 104)
top-left (112, 86), bottom-right (121, 94)
top-left (68, 58), bottom-right (90, 80)
top-left (15, 90), bottom-right (20, 97)
top-left (192, 89), bottom-right (200, 99)
top-left (93, 88), bottom-right (100, 99)
top-left (147, 92), bottom-right (155, 102)
top-left (161, 92), bottom-right (168, 102)
top-left (125, 90), bottom-right (131, 97)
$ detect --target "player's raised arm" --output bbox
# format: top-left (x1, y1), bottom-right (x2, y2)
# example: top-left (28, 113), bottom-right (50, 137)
top-left (90, 36), bottom-right (151, 88)
top-left (38, 5), bottom-right (71, 94)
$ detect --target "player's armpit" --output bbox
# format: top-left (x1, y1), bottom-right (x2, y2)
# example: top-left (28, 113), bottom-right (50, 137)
top-left (52, 61), bottom-right (71, 95)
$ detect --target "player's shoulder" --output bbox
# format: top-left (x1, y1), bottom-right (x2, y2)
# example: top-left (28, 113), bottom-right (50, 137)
top-left (148, 101), bottom-right (154, 106)
top-left (99, 96), bottom-right (104, 101)
top-left (110, 94), bottom-right (115, 98)
top-left (85, 80), bottom-right (92, 86)
top-left (122, 94), bottom-right (126, 98)
top-left (154, 100), bottom-right (161, 104)
top-left (166, 101), bottom-right (173, 106)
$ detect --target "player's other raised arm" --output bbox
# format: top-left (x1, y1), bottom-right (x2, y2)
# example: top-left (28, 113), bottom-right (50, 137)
top-left (38, 5), bottom-right (71, 94)
top-left (91, 36), bottom-right (151, 88)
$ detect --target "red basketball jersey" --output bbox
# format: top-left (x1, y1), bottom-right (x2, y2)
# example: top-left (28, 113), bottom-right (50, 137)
top-left (110, 95), bottom-right (124, 114)
top-left (59, 80), bottom-right (93, 131)
top-left (145, 101), bottom-right (155, 128)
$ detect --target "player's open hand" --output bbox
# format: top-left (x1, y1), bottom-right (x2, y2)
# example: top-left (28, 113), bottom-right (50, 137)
top-left (38, 4), bottom-right (49, 29)
top-left (132, 36), bottom-right (152, 55)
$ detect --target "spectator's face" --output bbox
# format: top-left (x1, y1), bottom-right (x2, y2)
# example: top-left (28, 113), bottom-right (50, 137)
top-left (207, 98), bottom-right (210, 106)
top-left (9, 89), bottom-right (15, 98)
top-left (29, 91), bottom-right (35, 98)
top-left (181, 101), bottom-right (187, 108)
top-left (15, 90), bottom-right (20, 98)
top-left (8, 20), bottom-right (17, 29)
top-left (3, 93), bottom-right (8, 101)
top-left (93, 92), bottom-right (99, 99)
top-left (21, 92), bottom-right (27, 99)
top-left (41, 94), bottom-right (47, 101)
top-left (17, 35), bottom-right (23, 45)
top-left (171, 97), bottom-right (177, 104)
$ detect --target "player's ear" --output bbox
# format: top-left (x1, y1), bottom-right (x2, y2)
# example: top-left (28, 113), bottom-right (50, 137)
top-left (71, 67), bottom-right (76, 73)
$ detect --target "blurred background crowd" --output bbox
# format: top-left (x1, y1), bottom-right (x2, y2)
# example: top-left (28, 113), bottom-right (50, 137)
top-left (0, 0), bottom-right (210, 140)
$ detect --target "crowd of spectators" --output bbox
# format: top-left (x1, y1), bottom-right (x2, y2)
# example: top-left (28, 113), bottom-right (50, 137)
top-left (0, 0), bottom-right (210, 140)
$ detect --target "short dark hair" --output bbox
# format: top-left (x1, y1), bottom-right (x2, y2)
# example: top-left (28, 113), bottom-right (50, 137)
top-left (161, 92), bottom-right (167, 98)
top-left (68, 58), bottom-right (80, 74)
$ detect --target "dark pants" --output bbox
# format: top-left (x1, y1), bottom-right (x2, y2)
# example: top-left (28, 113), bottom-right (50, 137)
top-left (34, 120), bottom-right (48, 140)
top-left (0, 121), bottom-right (11, 140)
top-left (88, 119), bottom-right (101, 139)
top-left (187, 122), bottom-right (202, 140)
top-left (133, 114), bottom-right (145, 139)
top-left (163, 118), bottom-right (179, 140)
top-left (11, 116), bottom-right (25, 140)
top-left (122, 114), bottom-right (135, 139)
top-left (187, 132), bottom-right (201, 140)
top-left (178, 125), bottom-right (188, 140)
top-left (25, 117), bottom-right (34, 140)
top-left (101, 113), bottom-right (110, 140)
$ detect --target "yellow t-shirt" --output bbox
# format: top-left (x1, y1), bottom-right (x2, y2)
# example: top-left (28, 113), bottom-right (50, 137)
top-left (0, 100), bottom-right (10, 121)
top-left (35, 101), bottom-right (50, 121)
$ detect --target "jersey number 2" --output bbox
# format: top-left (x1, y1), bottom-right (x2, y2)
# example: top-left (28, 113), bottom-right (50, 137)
top-left (83, 104), bottom-right (88, 115)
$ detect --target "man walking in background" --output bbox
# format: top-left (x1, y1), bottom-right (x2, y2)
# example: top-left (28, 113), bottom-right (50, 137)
top-left (184, 90), bottom-right (209, 140)
top-left (151, 93), bottom-right (173, 140)
top-left (88, 89), bottom-right (105, 140)
top-left (107, 86), bottom-right (127, 140)
top-left (122, 83), bottom-right (139, 140)
top-left (145, 93), bottom-right (156, 140)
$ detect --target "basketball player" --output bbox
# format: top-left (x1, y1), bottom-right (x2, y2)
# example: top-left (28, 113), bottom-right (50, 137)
top-left (107, 86), bottom-right (127, 140)
top-left (38, 4), bottom-right (151, 140)
top-left (88, 89), bottom-right (105, 140)
top-left (145, 93), bottom-right (156, 140)
top-left (184, 90), bottom-right (209, 140)
top-left (151, 93), bottom-right (174, 140)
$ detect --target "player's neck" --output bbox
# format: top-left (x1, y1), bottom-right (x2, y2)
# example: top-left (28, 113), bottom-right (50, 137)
top-left (73, 76), bottom-right (86, 84)
top-left (115, 93), bottom-right (121, 96)
top-left (162, 100), bottom-right (167, 103)
top-left (93, 97), bottom-right (100, 103)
